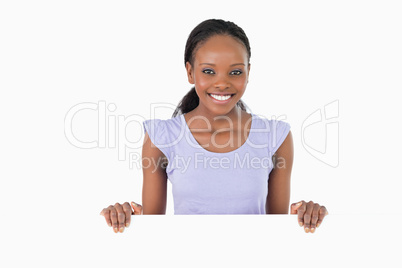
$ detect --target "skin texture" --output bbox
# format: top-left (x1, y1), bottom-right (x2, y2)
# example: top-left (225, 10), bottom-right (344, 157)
top-left (100, 34), bottom-right (328, 234)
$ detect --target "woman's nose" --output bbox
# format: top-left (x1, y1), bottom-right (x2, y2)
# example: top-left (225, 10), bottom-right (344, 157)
top-left (213, 75), bottom-right (230, 89)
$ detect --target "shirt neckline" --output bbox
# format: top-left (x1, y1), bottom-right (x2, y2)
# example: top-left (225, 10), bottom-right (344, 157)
top-left (180, 112), bottom-right (255, 155)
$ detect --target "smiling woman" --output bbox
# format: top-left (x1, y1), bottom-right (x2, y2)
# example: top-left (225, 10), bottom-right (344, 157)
top-left (190, 35), bottom-right (249, 110)
top-left (173, 20), bottom-right (251, 118)
top-left (100, 18), bottom-right (328, 234)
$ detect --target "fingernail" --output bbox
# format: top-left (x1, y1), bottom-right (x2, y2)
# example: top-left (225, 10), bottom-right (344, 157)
top-left (108, 223), bottom-right (112, 227)
top-left (132, 202), bottom-right (138, 207)
top-left (316, 223), bottom-right (320, 228)
top-left (304, 228), bottom-right (310, 233)
top-left (119, 227), bottom-right (124, 233)
top-left (299, 222), bottom-right (304, 227)
top-left (114, 228), bottom-right (118, 233)
top-left (125, 222), bottom-right (130, 228)
top-left (310, 228), bottom-right (315, 233)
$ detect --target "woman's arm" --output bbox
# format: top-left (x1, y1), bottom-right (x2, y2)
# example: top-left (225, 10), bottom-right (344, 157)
top-left (141, 131), bottom-right (168, 214)
top-left (266, 130), bottom-right (294, 214)
top-left (265, 130), bottom-right (328, 233)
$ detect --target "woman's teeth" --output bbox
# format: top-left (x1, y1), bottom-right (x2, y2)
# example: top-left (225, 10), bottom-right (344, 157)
top-left (209, 94), bottom-right (233, 101)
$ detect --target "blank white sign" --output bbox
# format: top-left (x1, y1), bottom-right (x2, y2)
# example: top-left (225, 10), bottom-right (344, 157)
top-left (91, 214), bottom-right (401, 268)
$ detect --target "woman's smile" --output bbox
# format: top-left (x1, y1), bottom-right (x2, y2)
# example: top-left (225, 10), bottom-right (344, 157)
top-left (207, 93), bottom-right (236, 104)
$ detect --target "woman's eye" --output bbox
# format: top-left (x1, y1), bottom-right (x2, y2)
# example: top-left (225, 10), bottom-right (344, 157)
top-left (230, 70), bottom-right (243, 75)
top-left (202, 69), bottom-right (243, 75)
top-left (202, 69), bottom-right (215, 75)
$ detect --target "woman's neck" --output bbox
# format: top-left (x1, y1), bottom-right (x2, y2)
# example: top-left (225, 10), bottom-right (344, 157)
top-left (186, 105), bottom-right (247, 132)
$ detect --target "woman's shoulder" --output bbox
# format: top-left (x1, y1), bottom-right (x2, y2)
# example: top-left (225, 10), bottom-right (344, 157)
top-left (250, 113), bottom-right (291, 153)
top-left (143, 115), bottom-right (185, 144)
top-left (251, 113), bottom-right (290, 129)
top-left (143, 114), bottom-right (182, 128)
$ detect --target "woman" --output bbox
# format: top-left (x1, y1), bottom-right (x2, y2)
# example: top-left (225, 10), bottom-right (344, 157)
top-left (100, 19), bottom-right (328, 234)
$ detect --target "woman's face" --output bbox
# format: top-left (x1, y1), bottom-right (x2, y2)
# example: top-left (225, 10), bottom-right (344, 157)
top-left (186, 34), bottom-right (250, 116)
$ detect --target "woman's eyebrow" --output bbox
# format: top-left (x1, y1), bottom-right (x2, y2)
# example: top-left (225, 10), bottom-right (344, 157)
top-left (199, 63), bottom-right (245, 66)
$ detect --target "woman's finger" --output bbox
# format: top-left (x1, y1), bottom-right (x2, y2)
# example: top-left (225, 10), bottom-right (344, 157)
top-left (114, 203), bottom-right (126, 233)
top-left (122, 202), bottom-right (132, 228)
top-left (297, 202), bottom-right (307, 227)
top-left (316, 206), bottom-right (328, 228)
top-left (100, 208), bottom-right (112, 227)
top-left (110, 205), bottom-right (119, 233)
top-left (303, 201), bottom-right (314, 232)
top-left (310, 203), bottom-right (321, 233)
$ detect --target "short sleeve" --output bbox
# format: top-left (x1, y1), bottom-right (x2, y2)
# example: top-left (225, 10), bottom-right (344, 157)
top-left (268, 120), bottom-right (291, 155)
top-left (143, 119), bottom-right (171, 159)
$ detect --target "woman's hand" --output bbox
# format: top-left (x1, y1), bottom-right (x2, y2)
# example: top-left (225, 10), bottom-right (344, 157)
top-left (99, 201), bottom-right (143, 233)
top-left (290, 201), bottom-right (328, 233)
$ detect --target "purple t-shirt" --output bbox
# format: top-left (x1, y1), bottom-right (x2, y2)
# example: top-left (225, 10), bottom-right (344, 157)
top-left (143, 113), bottom-right (291, 215)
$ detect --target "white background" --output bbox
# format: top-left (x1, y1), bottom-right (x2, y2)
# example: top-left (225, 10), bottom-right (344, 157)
top-left (1, 0), bottom-right (401, 267)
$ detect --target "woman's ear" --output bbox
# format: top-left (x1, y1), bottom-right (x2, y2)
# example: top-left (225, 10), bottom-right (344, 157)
top-left (185, 62), bottom-right (195, 84)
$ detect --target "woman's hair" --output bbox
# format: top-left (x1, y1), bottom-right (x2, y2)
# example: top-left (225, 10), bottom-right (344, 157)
top-left (172, 19), bottom-right (251, 118)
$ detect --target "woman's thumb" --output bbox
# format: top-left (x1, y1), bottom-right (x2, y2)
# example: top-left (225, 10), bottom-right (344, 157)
top-left (131, 201), bottom-right (143, 215)
top-left (290, 202), bottom-right (303, 214)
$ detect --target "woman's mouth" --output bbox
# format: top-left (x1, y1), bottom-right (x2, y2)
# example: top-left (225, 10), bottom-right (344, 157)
top-left (207, 93), bottom-right (235, 104)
